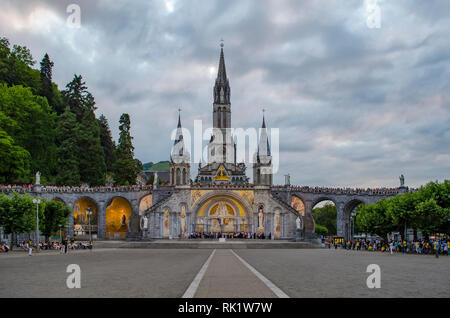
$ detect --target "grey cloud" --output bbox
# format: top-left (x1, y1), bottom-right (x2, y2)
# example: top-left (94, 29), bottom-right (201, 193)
top-left (1, 0), bottom-right (449, 187)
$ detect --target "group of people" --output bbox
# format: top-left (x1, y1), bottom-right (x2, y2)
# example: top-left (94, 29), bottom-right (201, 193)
top-left (0, 184), bottom-right (153, 194)
top-left (328, 238), bottom-right (449, 257)
top-left (0, 242), bottom-right (10, 252)
top-left (273, 185), bottom-right (416, 195)
top-left (188, 232), bottom-right (271, 240)
top-left (0, 239), bottom-right (93, 255)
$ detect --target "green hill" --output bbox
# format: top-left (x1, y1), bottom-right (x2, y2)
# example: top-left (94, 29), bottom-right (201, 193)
top-left (142, 161), bottom-right (170, 172)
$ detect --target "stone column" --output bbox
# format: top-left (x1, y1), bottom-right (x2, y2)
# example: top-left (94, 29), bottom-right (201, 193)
top-left (336, 201), bottom-right (345, 237)
top-left (97, 201), bottom-right (107, 239)
top-left (304, 200), bottom-right (313, 216)
top-left (68, 201), bottom-right (75, 238)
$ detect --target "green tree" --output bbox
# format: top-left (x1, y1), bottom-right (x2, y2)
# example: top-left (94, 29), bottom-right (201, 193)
top-left (98, 114), bottom-right (116, 172)
top-left (0, 37), bottom-right (41, 95)
top-left (0, 193), bottom-right (40, 250)
top-left (0, 129), bottom-right (31, 183)
top-left (55, 107), bottom-right (81, 186)
top-left (39, 53), bottom-right (54, 105)
top-left (356, 200), bottom-right (395, 241)
top-left (62, 75), bottom-right (106, 186)
top-left (386, 192), bottom-right (418, 238)
top-left (62, 74), bottom-right (89, 122)
top-left (0, 83), bottom-right (57, 182)
top-left (41, 200), bottom-right (71, 242)
top-left (312, 203), bottom-right (337, 235)
top-left (113, 114), bottom-right (140, 185)
top-left (78, 109), bottom-right (106, 186)
top-left (315, 224), bottom-right (328, 236)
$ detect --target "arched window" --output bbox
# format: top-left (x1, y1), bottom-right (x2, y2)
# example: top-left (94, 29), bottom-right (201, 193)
top-left (176, 168), bottom-right (181, 185)
top-left (182, 168), bottom-right (187, 185)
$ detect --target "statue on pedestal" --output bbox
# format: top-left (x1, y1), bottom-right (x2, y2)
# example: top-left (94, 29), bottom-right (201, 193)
top-left (296, 216), bottom-right (301, 230)
top-left (399, 174), bottom-right (405, 187)
top-left (35, 171), bottom-right (41, 185)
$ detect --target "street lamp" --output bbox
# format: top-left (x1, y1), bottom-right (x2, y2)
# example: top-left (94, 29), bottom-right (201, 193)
top-left (350, 210), bottom-right (357, 241)
top-left (32, 198), bottom-right (41, 253)
top-left (86, 207), bottom-right (93, 243)
top-left (59, 224), bottom-right (62, 243)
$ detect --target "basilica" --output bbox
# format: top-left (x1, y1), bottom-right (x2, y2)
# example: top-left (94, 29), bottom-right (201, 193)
top-left (140, 45), bottom-right (312, 240)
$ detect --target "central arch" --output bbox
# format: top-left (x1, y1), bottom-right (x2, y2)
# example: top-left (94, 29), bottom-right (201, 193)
top-left (191, 191), bottom-right (253, 233)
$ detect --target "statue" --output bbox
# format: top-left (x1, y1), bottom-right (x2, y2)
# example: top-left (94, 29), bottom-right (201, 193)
top-left (258, 206), bottom-right (264, 229)
top-left (399, 174), bottom-right (405, 187)
top-left (35, 171), bottom-right (41, 185)
top-left (140, 215), bottom-right (148, 230)
top-left (296, 216), bottom-right (301, 230)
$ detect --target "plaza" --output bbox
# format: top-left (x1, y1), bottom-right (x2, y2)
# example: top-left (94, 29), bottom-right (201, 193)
top-left (1, 247), bottom-right (448, 298)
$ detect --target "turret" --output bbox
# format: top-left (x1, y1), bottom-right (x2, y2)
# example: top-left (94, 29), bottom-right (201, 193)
top-left (170, 112), bottom-right (190, 186)
top-left (253, 113), bottom-right (272, 186)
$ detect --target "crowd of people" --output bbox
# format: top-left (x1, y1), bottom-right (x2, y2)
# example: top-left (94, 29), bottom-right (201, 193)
top-left (327, 238), bottom-right (449, 257)
top-left (273, 185), bottom-right (417, 195)
top-left (0, 184), bottom-right (153, 194)
top-left (1, 183), bottom-right (419, 195)
top-left (188, 232), bottom-right (271, 240)
top-left (0, 239), bottom-right (93, 254)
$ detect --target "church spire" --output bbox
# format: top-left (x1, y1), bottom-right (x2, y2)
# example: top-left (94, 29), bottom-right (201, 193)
top-left (257, 112), bottom-right (271, 159)
top-left (171, 111), bottom-right (189, 163)
top-left (177, 108), bottom-right (182, 128)
top-left (214, 41), bottom-right (230, 105)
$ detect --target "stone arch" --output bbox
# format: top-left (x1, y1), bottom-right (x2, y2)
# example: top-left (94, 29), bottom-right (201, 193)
top-left (290, 195), bottom-right (306, 216)
top-left (52, 197), bottom-right (67, 205)
top-left (343, 198), bottom-right (366, 241)
top-left (73, 197), bottom-right (99, 239)
top-left (310, 197), bottom-right (338, 238)
top-left (191, 191), bottom-right (254, 233)
top-left (138, 194), bottom-right (153, 215)
top-left (311, 196), bottom-right (338, 209)
top-left (105, 196), bottom-right (132, 239)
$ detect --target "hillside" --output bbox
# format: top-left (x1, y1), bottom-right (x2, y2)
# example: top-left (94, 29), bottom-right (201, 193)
top-left (142, 161), bottom-right (170, 172)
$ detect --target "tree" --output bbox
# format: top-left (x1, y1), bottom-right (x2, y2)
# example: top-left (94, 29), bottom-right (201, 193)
top-left (113, 114), bottom-right (140, 185)
top-left (312, 204), bottom-right (337, 235)
top-left (356, 200), bottom-right (395, 241)
top-left (0, 129), bottom-right (31, 183)
top-left (62, 74), bottom-right (89, 122)
top-left (40, 53), bottom-right (54, 104)
top-left (0, 83), bottom-right (57, 182)
top-left (61, 75), bottom-right (106, 186)
top-left (0, 37), bottom-right (41, 95)
top-left (41, 200), bottom-right (71, 242)
top-left (0, 193), bottom-right (39, 250)
top-left (386, 192), bottom-right (418, 238)
top-left (315, 224), bottom-right (328, 236)
top-left (55, 107), bottom-right (81, 186)
top-left (98, 114), bottom-right (116, 172)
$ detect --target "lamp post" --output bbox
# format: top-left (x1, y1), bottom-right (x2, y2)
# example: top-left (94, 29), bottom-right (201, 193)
top-left (86, 207), bottom-right (93, 243)
top-left (32, 198), bottom-right (41, 253)
top-left (59, 224), bottom-right (62, 243)
top-left (351, 210), bottom-right (357, 240)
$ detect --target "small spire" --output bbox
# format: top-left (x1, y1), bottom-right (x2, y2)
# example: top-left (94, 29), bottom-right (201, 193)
top-left (262, 109), bottom-right (266, 128)
top-left (177, 108), bottom-right (182, 128)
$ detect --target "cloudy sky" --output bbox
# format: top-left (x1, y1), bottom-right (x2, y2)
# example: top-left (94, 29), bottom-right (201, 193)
top-left (1, 0), bottom-right (449, 188)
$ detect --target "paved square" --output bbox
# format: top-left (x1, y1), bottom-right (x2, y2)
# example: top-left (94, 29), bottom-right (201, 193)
top-left (1, 248), bottom-right (448, 298)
